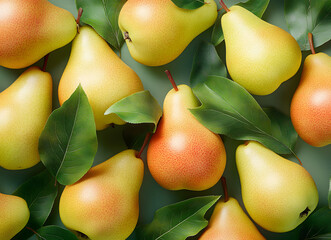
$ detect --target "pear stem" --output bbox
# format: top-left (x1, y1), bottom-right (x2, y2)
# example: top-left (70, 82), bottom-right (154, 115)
top-left (136, 132), bottom-right (151, 159)
top-left (76, 8), bottom-right (83, 33)
top-left (42, 54), bottom-right (49, 72)
top-left (26, 226), bottom-right (43, 239)
top-left (165, 70), bottom-right (178, 91)
top-left (221, 177), bottom-right (229, 202)
top-left (219, 0), bottom-right (230, 13)
top-left (308, 33), bottom-right (316, 54)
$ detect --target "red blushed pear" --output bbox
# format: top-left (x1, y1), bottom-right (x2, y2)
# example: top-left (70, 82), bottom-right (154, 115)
top-left (147, 71), bottom-right (226, 191)
top-left (199, 178), bottom-right (265, 240)
top-left (290, 33), bottom-right (331, 147)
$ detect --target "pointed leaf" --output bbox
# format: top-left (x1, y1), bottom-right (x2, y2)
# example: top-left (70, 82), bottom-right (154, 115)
top-left (171, 0), bottom-right (205, 10)
top-left (300, 208), bottom-right (331, 240)
top-left (191, 76), bottom-right (297, 154)
top-left (76, 0), bottom-right (126, 50)
top-left (190, 41), bottom-right (227, 88)
top-left (136, 196), bottom-right (220, 240)
top-left (12, 171), bottom-right (58, 240)
top-left (39, 85), bottom-right (97, 185)
top-left (28, 226), bottom-right (78, 240)
top-left (285, 0), bottom-right (331, 51)
top-left (211, 0), bottom-right (270, 46)
top-left (104, 90), bottom-right (162, 132)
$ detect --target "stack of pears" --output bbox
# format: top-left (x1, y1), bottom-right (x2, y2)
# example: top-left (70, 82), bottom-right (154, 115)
top-left (0, 0), bottom-right (77, 69)
top-left (118, 0), bottom-right (218, 66)
top-left (147, 72), bottom-right (226, 191)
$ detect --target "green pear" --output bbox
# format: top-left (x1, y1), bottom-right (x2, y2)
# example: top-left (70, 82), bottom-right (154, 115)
top-left (220, 4), bottom-right (302, 95)
top-left (0, 0), bottom-right (77, 69)
top-left (290, 34), bottom-right (331, 147)
top-left (0, 193), bottom-right (30, 240)
top-left (58, 26), bottom-right (144, 130)
top-left (236, 141), bottom-right (319, 232)
top-left (200, 198), bottom-right (265, 240)
top-left (118, 0), bottom-right (218, 66)
top-left (0, 67), bottom-right (52, 170)
top-left (147, 75), bottom-right (226, 191)
top-left (59, 149), bottom-right (144, 240)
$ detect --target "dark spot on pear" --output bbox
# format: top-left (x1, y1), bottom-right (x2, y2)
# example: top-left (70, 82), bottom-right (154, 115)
top-left (300, 207), bottom-right (310, 218)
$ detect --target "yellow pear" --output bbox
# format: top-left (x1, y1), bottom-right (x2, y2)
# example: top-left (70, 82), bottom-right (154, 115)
top-left (58, 26), bottom-right (144, 130)
top-left (0, 67), bottom-right (52, 170)
top-left (236, 141), bottom-right (319, 232)
top-left (220, 4), bottom-right (302, 95)
top-left (0, 0), bottom-right (77, 69)
top-left (291, 33), bottom-right (331, 147)
top-left (200, 198), bottom-right (265, 240)
top-left (59, 149), bottom-right (144, 240)
top-left (118, 0), bottom-right (218, 66)
top-left (0, 193), bottom-right (30, 240)
top-left (147, 73), bottom-right (226, 191)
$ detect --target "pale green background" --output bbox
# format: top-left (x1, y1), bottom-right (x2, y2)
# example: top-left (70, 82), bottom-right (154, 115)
top-left (0, 0), bottom-right (330, 239)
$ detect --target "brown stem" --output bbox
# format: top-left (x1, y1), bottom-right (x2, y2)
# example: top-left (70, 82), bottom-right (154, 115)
top-left (165, 70), bottom-right (178, 91)
top-left (136, 132), bottom-right (151, 159)
top-left (76, 8), bottom-right (83, 33)
top-left (219, 0), bottom-right (230, 13)
top-left (42, 54), bottom-right (49, 72)
top-left (221, 177), bottom-right (229, 202)
top-left (308, 33), bottom-right (315, 54)
top-left (294, 153), bottom-right (303, 166)
top-left (26, 227), bottom-right (38, 235)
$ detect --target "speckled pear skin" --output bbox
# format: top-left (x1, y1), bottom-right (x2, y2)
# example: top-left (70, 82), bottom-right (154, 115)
top-left (0, 193), bottom-right (30, 240)
top-left (199, 198), bottom-right (265, 240)
top-left (290, 53), bottom-right (331, 147)
top-left (118, 0), bottom-right (218, 66)
top-left (0, 67), bottom-right (52, 170)
top-left (147, 85), bottom-right (226, 191)
top-left (236, 141), bottom-right (319, 233)
top-left (58, 26), bottom-right (144, 131)
top-left (222, 6), bottom-right (302, 95)
top-left (0, 0), bottom-right (77, 69)
top-left (59, 149), bottom-right (144, 240)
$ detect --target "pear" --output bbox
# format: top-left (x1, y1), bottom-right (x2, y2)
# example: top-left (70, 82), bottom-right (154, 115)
top-left (0, 193), bottom-right (30, 240)
top-left (118, 0), bottom-right (217, 66)
top-left (200, 198), bottom-right (265, 240)
top-left (0, 67), bottom-right (52, 170)
top-left (236, 141), bottom-right (319, 232)
top-left (0, 0), bottom-right (77, 69)
top-left (147, 72), bottom-right (226, 191)
top-left (290, 33), bottom-right (331, 147)
top-left (58, 26), bottom-right (144, 130)
top-left (220, 3), bottom-right (302, 95)
top-left (59, 149), bottom-right (144, 240)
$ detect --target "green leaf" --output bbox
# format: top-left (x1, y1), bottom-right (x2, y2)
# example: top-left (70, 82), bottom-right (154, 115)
top-left (211, 0), bottom-right (270, 46)
top-left (123, 123), bottom-right (154, 151)
top-left (136, 195), bottom-right (220, 240)
top-left (190, 41), bottom-right (227, 88)
top-left (39, 85), bottom-right (97, 185)
top-left (171, 0), bottom-right (205, 10)
top-left (284, 0), bottom-right (331, 51)
top-left (329, 178), bottom-right (331, 209)
top-left (76, 0), bottom-right (126, 50)
top-left (191, 76), bottom-right (296, 155)
top-left (14, 170), bottom-right (58, 229)
top-left (28, 226), bottom-right (79, 240)
top-left (104, 90), bottom-right (162, 132)
top-left (263, 107), bottom-right (298, 151)
top-left (300, 208), bottom-right (331, 240)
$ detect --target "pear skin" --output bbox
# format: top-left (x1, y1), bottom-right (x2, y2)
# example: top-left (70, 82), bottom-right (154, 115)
top-left (0, 193), bottom-right (30, 240)
top-left (221, 6), bottom-right (301, 95)
top-left (0, 0), bottom-right (77, 69)
top-left (118, 0), bottom-right (217, 66)
top-left (59, 149), bottom-right (144, 240)
top-left (147, 85), bottom-right (226, 191)
top-left (58, 26), bottom-right (144, 130)
top-left (200, 198), bottom-right (265, 240)
top-left (236, 141), bottom-right (319, 232)
top-left (0, 67), bottom-right (52, 170)
top-left (290, 52), bottom-right (331, 147)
